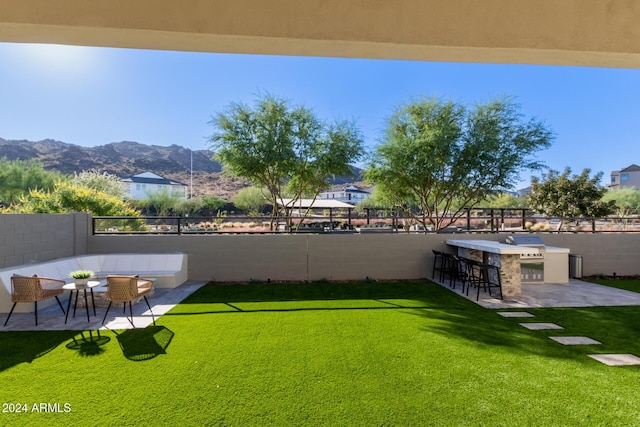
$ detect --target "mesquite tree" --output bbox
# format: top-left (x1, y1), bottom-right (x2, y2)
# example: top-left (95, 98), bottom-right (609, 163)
top-left (365, 96), bottom-right (553, 232)
top-left (209, 94), bottom-right (363, 229)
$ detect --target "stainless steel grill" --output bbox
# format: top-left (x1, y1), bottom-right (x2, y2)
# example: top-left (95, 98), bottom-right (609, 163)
top-left (504, 235), bottom-right (545, 260)
top-left (505, 235), bottom-right (545, 283)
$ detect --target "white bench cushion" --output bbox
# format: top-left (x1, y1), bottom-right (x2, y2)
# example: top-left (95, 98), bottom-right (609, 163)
top-left (0, 253), bottom-right (188, 313)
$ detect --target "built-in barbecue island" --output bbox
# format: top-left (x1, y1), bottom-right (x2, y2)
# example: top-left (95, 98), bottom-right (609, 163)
top-left (445, 237), bottom-right (570, 297)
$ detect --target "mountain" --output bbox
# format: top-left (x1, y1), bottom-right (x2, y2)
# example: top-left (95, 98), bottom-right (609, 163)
top-left (0, 138), bottom-right (363, 200)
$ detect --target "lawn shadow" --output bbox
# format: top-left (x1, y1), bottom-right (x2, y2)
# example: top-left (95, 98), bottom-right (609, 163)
top-left (0, 330), bottom-right (77, 372)
top-left (65, 330), bottom-right (111, 357)
top-left (168, 280), bottom-right (640, 363)
top-left (164, 281), bottom-right (465, 317)
top-left (406, 287), bottom-right (640, 363)
top-left (174, 281), bottom-right (466, 309)
top-left (116, 325), bottom-right (174, 361)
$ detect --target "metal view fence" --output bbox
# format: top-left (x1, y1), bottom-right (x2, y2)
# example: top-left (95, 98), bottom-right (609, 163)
top-left (92, 208), bottom-right (640, 235)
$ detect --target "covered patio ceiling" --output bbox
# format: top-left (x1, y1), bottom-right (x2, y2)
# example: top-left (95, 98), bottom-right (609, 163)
top-left (1, 1), bottom-right (640, 68)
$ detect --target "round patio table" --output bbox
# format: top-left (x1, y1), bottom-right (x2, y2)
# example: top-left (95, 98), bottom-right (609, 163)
top-left (63, 280), bottom-right (102, 323)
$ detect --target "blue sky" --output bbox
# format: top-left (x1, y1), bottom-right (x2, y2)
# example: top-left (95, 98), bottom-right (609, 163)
top-left (1, 42), bottom-right (639, 189)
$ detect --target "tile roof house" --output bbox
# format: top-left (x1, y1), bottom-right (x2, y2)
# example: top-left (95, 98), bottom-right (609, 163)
top-left (121, 172), bottom-right (188, 200)
top-left (610, 164), bottom-right (640, 189)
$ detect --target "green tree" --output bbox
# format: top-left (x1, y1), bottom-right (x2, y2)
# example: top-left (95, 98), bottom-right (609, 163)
top-left (0, 157), bottom-right (67, 205)
top-left (133, 188), bottom-right (181, 216)
top-left (6, 181), bottom-right (141, 218)
top-left (199, 195), bottom-right (227, 215)
top-left (172, 197), bottom-right (203, 216)
top-left (172, 195), bottom-right (227, 216)
top-left (527, 168), bottom-right (615, 230)
top-left (232, 186), bottom-right (268, 215)
top-left (365, 96), bottom-right (553, 232)
top-left (72, 169), bottom-right (126, 199)
top-left (479, 192), bottom-right (528, 209)
top-left (209, 93), bottom-right (364, 229)
top-left (355, 187), bottom-right (390, 212)
top-left (601, 187), bottom-right (640, 218)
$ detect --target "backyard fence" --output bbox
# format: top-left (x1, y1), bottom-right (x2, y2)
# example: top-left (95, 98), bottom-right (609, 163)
top-left (92, 208), bottom-right (640, 235)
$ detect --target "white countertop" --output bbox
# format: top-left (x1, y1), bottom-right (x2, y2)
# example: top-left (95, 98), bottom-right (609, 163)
top-left (445, 239), bottom-right (540, 255)
top-left (544, 246), bottom-right (571, 254)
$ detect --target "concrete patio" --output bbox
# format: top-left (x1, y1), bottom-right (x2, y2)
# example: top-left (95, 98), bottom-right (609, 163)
top-left (436, 277), bottom-right (640, 309)
top-left (0, 281), bottom-right (207, 332)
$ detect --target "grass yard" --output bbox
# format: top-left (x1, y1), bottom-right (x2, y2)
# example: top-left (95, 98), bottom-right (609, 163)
top-left (2, 280), bottom-right (640, 426)
top-left (587, 277), bottom-right (640, 293)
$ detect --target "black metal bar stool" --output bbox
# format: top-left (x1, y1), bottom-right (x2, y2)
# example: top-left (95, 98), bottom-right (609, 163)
top-left (450, 255), bottom-right (469, 292)
top-left (432, 250), bottom-right (447, 282)
top-left (465, 259), bottom-right (503, 301)
top-left (480, 262), bottom-right (503, 300)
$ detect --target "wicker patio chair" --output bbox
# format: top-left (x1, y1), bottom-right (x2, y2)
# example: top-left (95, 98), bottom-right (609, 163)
top-left (101, 275), bottom-right (155, 328)
top-left (4, 275), bottom-right (66, 326)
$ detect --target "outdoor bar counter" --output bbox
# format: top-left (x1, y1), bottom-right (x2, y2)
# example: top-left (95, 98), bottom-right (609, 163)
top-left (445, 239), bottom-right (535, 297)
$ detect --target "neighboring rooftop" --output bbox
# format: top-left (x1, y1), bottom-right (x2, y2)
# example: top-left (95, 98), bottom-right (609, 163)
top-left (319, 185), bottom-right (373, 205)
top-left (121, 172), bottom-right (187, 186)
top-left (610, 164), bottom-right (640, 188)
top-left (620, 164), bottom-right (640, 172)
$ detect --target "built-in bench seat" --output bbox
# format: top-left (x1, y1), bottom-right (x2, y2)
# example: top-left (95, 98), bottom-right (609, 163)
top-left (0, 253), bottom-right (188, 314)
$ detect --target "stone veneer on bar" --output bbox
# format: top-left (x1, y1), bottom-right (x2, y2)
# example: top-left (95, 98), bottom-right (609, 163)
top-left (455, 247), bottom-right (521, 297)
top-left (447, 240), bottom-right (531, 297)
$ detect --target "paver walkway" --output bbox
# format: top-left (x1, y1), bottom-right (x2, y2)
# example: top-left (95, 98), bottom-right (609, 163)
top-left (435, 277), bottom-right (640, 309)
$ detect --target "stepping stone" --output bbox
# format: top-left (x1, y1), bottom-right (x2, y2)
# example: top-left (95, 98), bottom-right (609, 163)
top-left (519, 322), bottom-right (564, 330)
top-left (588, 354), bottom-right (640, 366)
top-left (498, 311), bottom-right (535, 318)
top-left (550, 336), bottom-right (601, 345)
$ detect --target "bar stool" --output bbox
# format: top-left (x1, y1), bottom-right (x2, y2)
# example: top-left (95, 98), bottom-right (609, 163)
top-left (432, 250), bottom-right (447, 282)
top-left (465, 259), bottom-right (503, 301)
top-left (481, 262), bottom-right (503, 300)
top-left (464, 259), bottom-right (485, 300)
top-left (450, 255), bottom-right (469, 292)
top-left (433, 250), bottom-right (458, 284)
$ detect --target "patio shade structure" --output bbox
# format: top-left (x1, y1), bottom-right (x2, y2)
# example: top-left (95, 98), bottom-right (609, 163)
top-left (278, 199), bottom-right (356, 230)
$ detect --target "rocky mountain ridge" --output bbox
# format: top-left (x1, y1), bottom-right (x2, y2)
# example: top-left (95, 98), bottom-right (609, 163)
top-left (0, 138), bottom-right (363, 200)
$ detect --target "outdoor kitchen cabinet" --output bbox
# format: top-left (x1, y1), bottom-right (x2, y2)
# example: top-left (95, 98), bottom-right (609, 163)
top-left (445, 238), bottom-right (571, 298)
top-left (543, 246), bottom-right (570, 284)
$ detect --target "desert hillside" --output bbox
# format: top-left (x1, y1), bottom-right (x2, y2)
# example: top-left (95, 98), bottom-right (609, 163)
top-left (0, 138), bottom-right (363, 200)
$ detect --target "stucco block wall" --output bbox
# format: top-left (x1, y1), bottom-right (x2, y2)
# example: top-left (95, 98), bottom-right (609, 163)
top-left (83, 231), bottom-right (640, 281)
top-left (88, 234), bottom-right (445, 282)
top-left (1, 213), bottom-right (639, 283)
top-left (540, 234), bottom-right (639, 277)
top-left (88, 235), bottom-right (311, 282)
top-left (0, 213), bottom-right (88, 268)
top-left (306, 234), bottom-right (433, 281)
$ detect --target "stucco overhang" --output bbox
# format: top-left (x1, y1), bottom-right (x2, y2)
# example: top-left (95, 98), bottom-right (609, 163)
top-left (1, 1), bottom-right (639, 67)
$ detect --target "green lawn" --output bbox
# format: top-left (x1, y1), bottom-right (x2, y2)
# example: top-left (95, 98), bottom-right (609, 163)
top-left (587, 277), bottom-right (640, 293)
top-left (2, 280), bottom-right (640, 426)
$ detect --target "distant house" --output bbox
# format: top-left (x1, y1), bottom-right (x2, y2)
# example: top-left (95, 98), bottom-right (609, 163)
top-left (610, 164), bottom-right (640, 189)
top-left (517, 186), bottom-right (532, 198)
top-left (121, 172), bottom-right (188, 200)
top-left (319, 185), bottom-right (372, 205)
